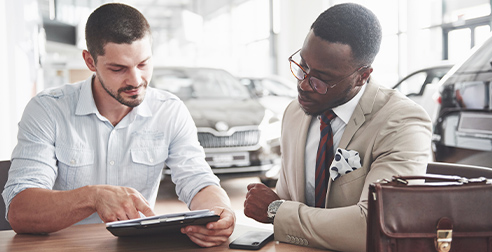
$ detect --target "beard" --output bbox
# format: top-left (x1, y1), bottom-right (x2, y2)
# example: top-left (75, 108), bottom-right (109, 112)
top-left (99, 76), bottom-right (147, 108)
top-left (297, 83), bottom-right (353, 117)
top-left (299, 104), bottom-right (318, 116)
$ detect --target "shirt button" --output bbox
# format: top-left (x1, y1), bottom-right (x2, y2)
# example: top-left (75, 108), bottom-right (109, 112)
top-left (70, 159), bottom-right (76, 165)
top-left (149, 158), bottom-right (154, 163)
top-left (110, 161), bottom-right (115, 165)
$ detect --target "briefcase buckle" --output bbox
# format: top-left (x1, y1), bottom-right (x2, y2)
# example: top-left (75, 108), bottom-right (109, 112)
top-left (435, 229), bottom-right (452, 252)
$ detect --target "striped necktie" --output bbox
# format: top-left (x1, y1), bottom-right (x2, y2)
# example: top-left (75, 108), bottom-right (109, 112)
top-left (315, 110), bottom-right (336, 208)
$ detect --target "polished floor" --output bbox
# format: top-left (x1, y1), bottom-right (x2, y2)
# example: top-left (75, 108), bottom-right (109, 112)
top-left (154, 176), bottom-right (273, 231)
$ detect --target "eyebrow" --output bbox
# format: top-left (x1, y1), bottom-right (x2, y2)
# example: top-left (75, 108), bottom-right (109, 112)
top-left (106, 56), bottom-right (152, 68)
top-left (299, 53), bottom-right (337, 78)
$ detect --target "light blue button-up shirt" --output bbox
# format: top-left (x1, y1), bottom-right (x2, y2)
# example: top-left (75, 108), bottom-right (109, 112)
top-left (3, 76), bottom-right (220, 224)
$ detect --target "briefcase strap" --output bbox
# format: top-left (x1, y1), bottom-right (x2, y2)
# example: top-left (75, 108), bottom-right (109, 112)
top-left (380, 174), bottom-right (492, 186)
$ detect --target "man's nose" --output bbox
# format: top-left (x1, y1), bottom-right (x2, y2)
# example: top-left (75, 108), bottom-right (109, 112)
top-left (298, 77), bottom-right (312, 92)
top-left (126, 68), bottom-right (142, 87)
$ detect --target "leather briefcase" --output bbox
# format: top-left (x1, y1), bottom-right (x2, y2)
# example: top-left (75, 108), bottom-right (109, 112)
top-left (367, 174), bottom-right (492, 252)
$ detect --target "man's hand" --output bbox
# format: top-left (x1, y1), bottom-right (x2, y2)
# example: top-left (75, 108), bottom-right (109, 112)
top-left (8, 185), bottom-right (155, 234)
top-left (181, 206), bottom-right (235, 247)
top-left (92, 185), bottom-right (155, 222)
top-left (244, 183), bottom-right (280, 223)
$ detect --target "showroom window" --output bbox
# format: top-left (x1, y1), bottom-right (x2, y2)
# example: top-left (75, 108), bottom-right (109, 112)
top-left (442, 0), bottom-right (492, 61)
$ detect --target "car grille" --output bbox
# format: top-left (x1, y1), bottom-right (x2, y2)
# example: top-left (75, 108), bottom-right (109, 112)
top-left (198, 130), bottom-right (260, 148)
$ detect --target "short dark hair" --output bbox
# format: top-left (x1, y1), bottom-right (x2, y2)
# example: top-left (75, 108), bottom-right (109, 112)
top-left (85, 3), bottom-right (151, 62)
top-left (311, 3), bottom-right (382, 66)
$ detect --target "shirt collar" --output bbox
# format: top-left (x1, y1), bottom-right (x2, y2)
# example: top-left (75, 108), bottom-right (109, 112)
top-left (331, 84), bottom-right (367, 124)
top-left (75, 75), bottom-right (98, 116)
top-left (132, 91), bottom-right (152, 118)
top-left (75, 74), bottom-right (152, 118)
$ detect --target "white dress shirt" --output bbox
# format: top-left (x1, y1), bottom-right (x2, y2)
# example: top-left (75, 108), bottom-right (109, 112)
top-left (305, 84), bottom-right (366, 206)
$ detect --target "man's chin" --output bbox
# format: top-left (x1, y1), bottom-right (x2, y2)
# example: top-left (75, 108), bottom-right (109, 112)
top-left (127, 98), bottom-right (144, 107)
top-left (298, 104), bottom-right (320, 117)
top-left (118, 95), bottom-right (144, 108)
top-left (120, 89), bottom-right (147, 107)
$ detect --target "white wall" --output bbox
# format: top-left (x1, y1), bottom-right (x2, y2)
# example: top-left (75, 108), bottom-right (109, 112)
top-left (275, 1), bottom-right (331, 80)
top-left (0, 0), bottom-right (41, 160)
top-left (0, 0), bottom-right (10, 160)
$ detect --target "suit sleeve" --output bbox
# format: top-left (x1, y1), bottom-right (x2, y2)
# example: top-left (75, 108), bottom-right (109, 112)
top-left (275, 100), bottom-right (302, 201)
top-left (275, 104), bottom-right (292, 201)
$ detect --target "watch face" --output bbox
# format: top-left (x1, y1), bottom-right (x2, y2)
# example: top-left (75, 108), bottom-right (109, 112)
top-left (268, 200), bottom-right (284, 218)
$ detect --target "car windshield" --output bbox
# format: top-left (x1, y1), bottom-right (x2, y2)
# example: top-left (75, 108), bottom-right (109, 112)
top-left (151, 68), bottom-right (251, 100)
top-left (260, 79), bottom-right (296, 97)
top-left (456, 35), bottom-right (492, 74)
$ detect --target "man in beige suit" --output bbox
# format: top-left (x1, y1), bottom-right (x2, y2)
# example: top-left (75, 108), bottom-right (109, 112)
top-left (244, 3), bottom-right (432, 252)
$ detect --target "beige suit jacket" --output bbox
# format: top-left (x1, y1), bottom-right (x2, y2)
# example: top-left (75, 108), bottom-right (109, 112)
top-left (274, 80), bottom-right (432, 252)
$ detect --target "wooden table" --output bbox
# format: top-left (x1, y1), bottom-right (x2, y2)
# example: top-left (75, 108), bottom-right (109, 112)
top-left (0, 223), bottom-right (326, 251)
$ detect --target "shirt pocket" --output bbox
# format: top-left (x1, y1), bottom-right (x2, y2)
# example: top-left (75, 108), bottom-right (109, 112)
top-left (55, 146), bottom-right (94, 190)
top-left (129, 147), bottom-right (167, 190)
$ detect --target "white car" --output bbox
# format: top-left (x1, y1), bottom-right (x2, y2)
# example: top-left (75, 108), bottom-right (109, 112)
top-left (392, 63), bottom-right (453, 122)
top-left (239, 76), bottom-right (297, 116)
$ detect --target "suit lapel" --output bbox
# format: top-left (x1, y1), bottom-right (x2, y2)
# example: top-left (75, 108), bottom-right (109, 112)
top-left (338, 80), bottom-right (379, 149)
top-left (294, 108), bottom-right (312, 203)
top-left (325, 80), bottom-right (379, 207)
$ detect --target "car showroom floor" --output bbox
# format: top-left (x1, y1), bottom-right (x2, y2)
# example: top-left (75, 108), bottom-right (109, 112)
top-left (154, 176), bottom-right (272, 231)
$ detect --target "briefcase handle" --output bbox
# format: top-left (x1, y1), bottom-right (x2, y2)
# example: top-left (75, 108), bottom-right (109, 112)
top-left (386, 174), bottom-right (491, 186)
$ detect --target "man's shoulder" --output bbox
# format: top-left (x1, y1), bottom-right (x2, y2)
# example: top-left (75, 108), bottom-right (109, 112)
top-left (146, 87), bottom-right (182, 104)
top-left (366, 81), bottom-right (430, 122)
top-left (36, 80), bottom-right (85, 101)
top-left (382, 87), bottom-right (426, 112)
top-left (367, 80), bottom-right (424, 110)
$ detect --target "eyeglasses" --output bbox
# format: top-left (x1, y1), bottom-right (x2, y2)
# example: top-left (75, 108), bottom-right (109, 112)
top-left (288, 49), bottom-right (368, 95)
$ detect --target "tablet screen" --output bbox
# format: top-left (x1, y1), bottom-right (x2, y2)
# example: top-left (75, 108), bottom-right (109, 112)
top-left (106, 210), bottom-right (220, 237)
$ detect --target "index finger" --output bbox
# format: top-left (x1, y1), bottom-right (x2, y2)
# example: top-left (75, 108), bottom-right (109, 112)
top-left (133, 196), bottom-right (155, 217)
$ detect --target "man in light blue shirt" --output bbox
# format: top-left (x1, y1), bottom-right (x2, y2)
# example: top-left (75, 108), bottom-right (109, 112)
top-left (2, 3), bottom-right (234, 247)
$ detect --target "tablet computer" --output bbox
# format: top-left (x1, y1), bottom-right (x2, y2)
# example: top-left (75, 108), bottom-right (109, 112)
top-left (106, 209), bottom-right (220, 237)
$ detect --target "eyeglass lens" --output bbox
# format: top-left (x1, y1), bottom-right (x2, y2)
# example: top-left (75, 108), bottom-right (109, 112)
top-left (290, 61), bottom-right (329, 94)
top-left (290, 62), bottom-right (305, 80)
top-left (309, 77), bottom-right (329, 93)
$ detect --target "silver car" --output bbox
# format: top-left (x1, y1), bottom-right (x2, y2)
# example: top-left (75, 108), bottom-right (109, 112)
top-left (151, 67), bottom-right (281, 186)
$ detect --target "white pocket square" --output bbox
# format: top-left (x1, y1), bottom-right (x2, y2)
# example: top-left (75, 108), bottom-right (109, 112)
top-left (329, 148), bottom-right (362, 181)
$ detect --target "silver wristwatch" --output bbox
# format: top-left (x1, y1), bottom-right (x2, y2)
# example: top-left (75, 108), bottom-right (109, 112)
top-left (267, 200), bottom-right (285, 222)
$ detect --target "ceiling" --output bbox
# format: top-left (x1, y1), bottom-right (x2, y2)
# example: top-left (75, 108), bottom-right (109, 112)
top-left (38, 0), bottom-right (248, 39)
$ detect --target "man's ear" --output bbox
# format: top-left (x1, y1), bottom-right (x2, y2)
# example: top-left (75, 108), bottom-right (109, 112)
top-left (82, 50), bottom-right (97, 72)
top-left (357, 67), bottom-right (373, 86)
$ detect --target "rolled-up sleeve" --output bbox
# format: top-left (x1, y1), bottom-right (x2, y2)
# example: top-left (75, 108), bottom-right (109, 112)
top-left (165, 102), bottom-right (220, 207)
top-left (2, 96), bottom-right (59, 220)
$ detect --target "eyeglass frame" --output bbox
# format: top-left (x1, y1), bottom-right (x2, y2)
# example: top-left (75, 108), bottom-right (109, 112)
top-left (288, 48), bottom-right (369, 95)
